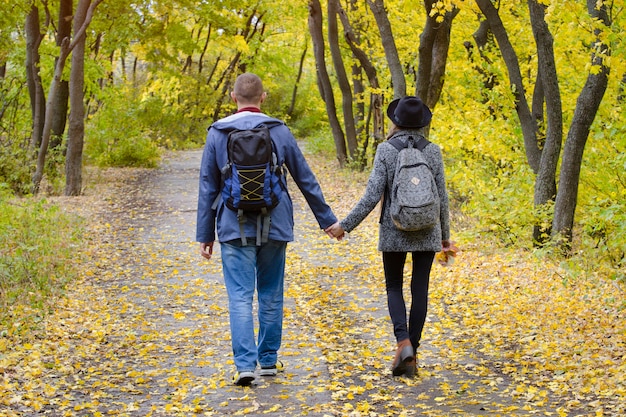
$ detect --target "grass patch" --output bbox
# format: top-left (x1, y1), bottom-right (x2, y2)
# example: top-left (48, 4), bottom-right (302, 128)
top-left (0, 188), bottom-right (84, 336)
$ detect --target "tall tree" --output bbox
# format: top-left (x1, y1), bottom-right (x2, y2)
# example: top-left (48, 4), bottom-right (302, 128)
top-left (50, 0), bottom-right (73, 150)
top-left (33, 0), bottom-right (103, 194)
top-left (416, 0), bottom-right (459, 114)
top-left (328, 0), bottom-right (358, 161)
top-left (65, 0), bottom-right (95, 196)
top-left (308, 0), bottom-right (347, 166)
top-left (528, 0), bottom-right (563, 243)
top-left (552, 0), bottom-right (611, 251)
top-left (367, 0), bottom-right (405, 99)
top-left (473, 0), bottom-right (613, 251)
top-left (25, 4), bottom-right (45, 150)
top-left (474, 0), bottom-right (541, 173)
top-left (337, 1), bottom-right (384, 148)
top-left (287, 41), bottom-right (308, 118)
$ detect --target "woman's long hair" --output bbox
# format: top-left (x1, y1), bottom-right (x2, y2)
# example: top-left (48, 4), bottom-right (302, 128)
top-left (386, 124), bottom-right (426, 140)
top-left (386, 124), bottom-right (401, 140)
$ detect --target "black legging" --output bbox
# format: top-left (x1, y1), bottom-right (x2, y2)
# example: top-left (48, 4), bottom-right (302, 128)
top-left (382, 251), bottom-right (435, 351)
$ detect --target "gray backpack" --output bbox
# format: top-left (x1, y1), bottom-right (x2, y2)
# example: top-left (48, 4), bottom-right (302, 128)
top-left (388, 135), bottom-right (440, 231)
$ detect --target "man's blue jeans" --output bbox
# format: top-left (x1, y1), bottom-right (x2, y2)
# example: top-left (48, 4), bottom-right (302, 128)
top-left (220, 239), bottom-right (287, 372)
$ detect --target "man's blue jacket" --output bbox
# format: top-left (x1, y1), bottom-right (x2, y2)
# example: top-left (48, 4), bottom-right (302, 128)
top-left (196, 111), bottom-right (337, 244)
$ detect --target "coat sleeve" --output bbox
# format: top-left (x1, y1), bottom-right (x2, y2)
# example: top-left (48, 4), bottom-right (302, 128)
top-left (340, 144), bottom-right (388, 233)
top-left (429, 146), bottom-right (451, 242)
top-left (196, 129), bottom-right (222, 243)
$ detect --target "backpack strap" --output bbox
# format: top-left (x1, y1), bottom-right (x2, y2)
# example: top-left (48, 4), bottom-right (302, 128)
top-left (388, 135), bottom-right (431, 151)
top-left (258, 208), bottom-right (271, 246)
top-left (237, 209), bottom-right (248, 246)
top-left (387, 137), bottom-right (406, 151)
top-left (235, 211), bottom-right (271, 247)
top-left (414, 135), bottom-right (431, 151)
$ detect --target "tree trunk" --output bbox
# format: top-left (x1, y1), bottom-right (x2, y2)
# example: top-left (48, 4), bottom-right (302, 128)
top-left (464, 18), bottom-right (498, 106)
top-left (352, 64), bottom-right (365, 159)
top-left (367, 0), bottom-right (405, 99)
top-left (474, 0), bottom-right (541, 173)
top-left (32, 45), bottom-right (69, 194)
top-left (33, 0), bottom-right (102, 194)
top-left (328, 0), bottom-right (358, 161)
top-left (50, 0), bottom-right (73, 151)
top-left (211, 52), bottom-right (241, 121)
top-left (308, 0), bottom-right (347, 166)
top-left (65, 0), bottom-right (91, 196)
top-left (417, 1), bottom-right (459, 117)
top-left (25, 5), bottom-right (45, 150)
top-left (198, 24), bottom-right (212, 75)
top-left (287, 41), bottom-right (307, 118)
top-left (0, 63), bottom-right (6, 122)
top-left (337, 3), bottom-right (383, 146)
top-left (552, 0), bottom-right (611, 252)
top-left (528, 0), bottom-right (563, 244)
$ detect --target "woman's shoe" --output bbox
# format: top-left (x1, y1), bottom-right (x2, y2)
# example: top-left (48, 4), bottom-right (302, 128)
top-left (392, 339), bottom-right (414, 376)
top-left (404, 355), bottom-right (417, 378)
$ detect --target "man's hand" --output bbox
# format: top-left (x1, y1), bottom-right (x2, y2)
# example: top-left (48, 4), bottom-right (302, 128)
top-left (200, 242), bottom-right (214, 260)
top-left (325, 222), bottom-right (345, 241)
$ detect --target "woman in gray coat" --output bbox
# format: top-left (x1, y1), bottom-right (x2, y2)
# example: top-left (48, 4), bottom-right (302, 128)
top-left (326, 96), bottom-right (451, 377)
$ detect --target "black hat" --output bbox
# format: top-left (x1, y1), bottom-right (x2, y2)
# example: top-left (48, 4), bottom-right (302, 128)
top-left (386, 96), bottom-right (432, 128)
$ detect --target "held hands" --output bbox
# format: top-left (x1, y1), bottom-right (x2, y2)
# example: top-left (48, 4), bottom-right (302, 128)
top-left (325, 222), bottom-right (345, 241)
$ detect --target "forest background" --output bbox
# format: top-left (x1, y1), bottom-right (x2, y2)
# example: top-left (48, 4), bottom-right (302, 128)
top-left (1, 0), bottom-right (625, 366)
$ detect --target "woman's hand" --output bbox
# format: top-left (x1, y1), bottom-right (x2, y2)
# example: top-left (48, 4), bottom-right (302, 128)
top-left (325, 222), bottom-right (345, 241)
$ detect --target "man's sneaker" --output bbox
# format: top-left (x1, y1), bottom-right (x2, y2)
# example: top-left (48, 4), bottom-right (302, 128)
top-left (259, 361), bottom-right (284, 376)
top-left (233, 371), bottom-right (255, 386)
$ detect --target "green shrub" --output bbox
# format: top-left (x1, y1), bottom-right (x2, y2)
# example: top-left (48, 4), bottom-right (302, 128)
top-left (0, 138), bottom-right (33, 196)
top-left (85, 90), bottom-right (161, 168)
top-left (304, 127), bottom-right (336, 158)
top-left (0, 193), bottom-right (82, 331)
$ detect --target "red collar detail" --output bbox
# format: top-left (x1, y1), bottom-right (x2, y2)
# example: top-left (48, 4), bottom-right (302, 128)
top-left (237, 107), bottom-right (262, 113)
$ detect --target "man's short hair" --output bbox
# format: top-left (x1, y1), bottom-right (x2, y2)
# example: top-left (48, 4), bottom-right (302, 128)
top-left (233, 73), bottom-right (264, 104)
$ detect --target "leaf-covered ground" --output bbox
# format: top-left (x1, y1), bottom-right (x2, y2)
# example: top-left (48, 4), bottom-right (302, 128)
top-left (1, 149), bottom-right (624, 416)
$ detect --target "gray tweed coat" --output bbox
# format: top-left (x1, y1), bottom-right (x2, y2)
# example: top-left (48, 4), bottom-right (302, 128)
top-left (340, 129), bottom-right (450, 252)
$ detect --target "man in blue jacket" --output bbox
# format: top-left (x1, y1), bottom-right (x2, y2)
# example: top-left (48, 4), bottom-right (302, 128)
top-left (197, 73), bottom-right (339, 386)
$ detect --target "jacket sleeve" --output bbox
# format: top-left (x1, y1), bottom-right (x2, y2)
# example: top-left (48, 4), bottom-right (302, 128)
top-left (429, 146), bottom-right (451, 241)
top-left (196, 129), bottom-right (222, 243)
top-left (340, 144), bottom-right (388, 233)
top-left (280, 129), bottom-right (337, 229)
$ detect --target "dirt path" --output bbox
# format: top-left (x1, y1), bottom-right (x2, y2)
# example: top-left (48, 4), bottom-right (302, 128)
top-left (80, 149), bottom-right (523, 416)
top-left (80, 150), bottom-right (336, 415)
top-left (4, 149), bottom-right (612, 416)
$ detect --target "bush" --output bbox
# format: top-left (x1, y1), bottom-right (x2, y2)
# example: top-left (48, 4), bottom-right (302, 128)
top-left (85, 88), bottom-right (161, 168)
top-left (0, 192), bottom-right (82, 332)
top-left (0, 137), bottom-right (33, 196)
top-left (304, 127), bottom-right (336, 158)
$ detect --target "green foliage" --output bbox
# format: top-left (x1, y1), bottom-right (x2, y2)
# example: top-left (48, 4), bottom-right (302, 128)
top-left (285, 90), bottom-right (331, 140)
top-left (429, 1), bottom-right (626, 263)
top-left (42, 144), bottom-right (68, 195)
top-left (575, 123), bottom-right (626, 271)
top-left (0, 193), bottom-right (83, 329)
top-left (0, 0), bottom-right (624, 273)
top-left (139, 74), bottom-right (217, 148)
top-left (85, 87), bottom-right (161, 168)
top-left (0, 138), bottom-right (32, 196)
top-left (303, 127), bottom-right (336, 158)
top-left (0, 58), bottom-right (33, 195)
